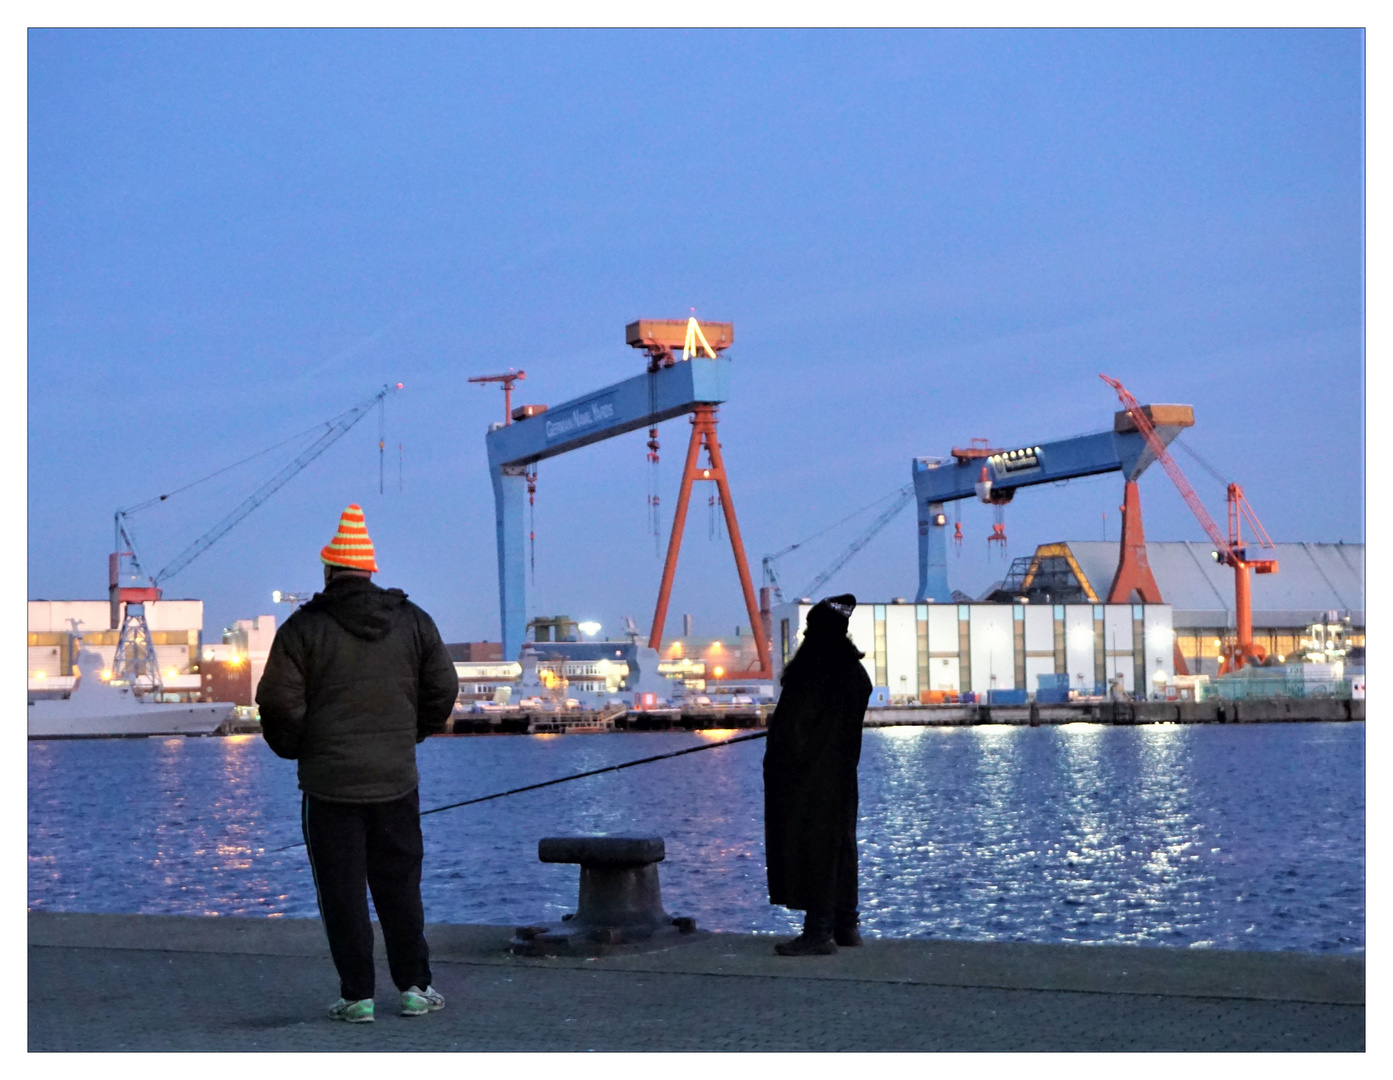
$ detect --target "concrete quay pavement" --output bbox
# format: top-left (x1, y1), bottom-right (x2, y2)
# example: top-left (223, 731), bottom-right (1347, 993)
top-left (29, 911), bottom-right (1363, 1052)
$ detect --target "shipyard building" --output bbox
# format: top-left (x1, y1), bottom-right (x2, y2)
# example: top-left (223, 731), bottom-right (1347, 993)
top-left (28, 600), bottom-right (206, 700)
top-left (770, 599), bottom-right (1175, 704)
top-left (994, 541), bottom-right (1364, 676)
top-left (27, 600), bottom-right (278, 705)
top-left (768, 541), bottom-right (1362, 703)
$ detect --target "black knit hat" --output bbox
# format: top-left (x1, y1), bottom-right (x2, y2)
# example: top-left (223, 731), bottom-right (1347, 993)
top-left (806, 593), bottom-right (857, 637)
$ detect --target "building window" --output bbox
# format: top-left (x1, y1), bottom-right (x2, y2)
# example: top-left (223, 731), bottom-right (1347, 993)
top-left (958, 608), bottom-right (972, 691)
top-left (873, 607), bottom-right (888, 688)
top-left (916, 616), bottom-right (929, 701)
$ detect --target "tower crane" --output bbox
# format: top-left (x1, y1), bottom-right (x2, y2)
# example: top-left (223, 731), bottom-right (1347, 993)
top-left (760, 547), bottom-right (795, 608)
top-left (800, 486), bottom-right (915, 600)
top-left (108, 383), bottom-right (400, 695)
top-left (761, 484), bottom-right (915, 606)
top-left (1100, 374), bottom-right (1277, 673)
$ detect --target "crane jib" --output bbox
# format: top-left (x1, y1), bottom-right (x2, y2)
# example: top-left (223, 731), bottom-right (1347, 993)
top-left (116, 384), bottom-right (399, 590)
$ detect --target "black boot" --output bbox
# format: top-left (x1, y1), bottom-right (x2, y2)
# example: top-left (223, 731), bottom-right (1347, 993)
top-left (775, 912), bottom-right (837, 956)
top-left (834, 910), bottom-right (862, 947)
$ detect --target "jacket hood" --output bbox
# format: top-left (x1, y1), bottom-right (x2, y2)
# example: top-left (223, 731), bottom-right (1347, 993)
top-left (303, 577), bottom-right (409, 642)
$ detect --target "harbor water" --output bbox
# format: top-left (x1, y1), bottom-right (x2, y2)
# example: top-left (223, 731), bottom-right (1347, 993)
top-left (28, 723), bottom-right (1363, 952)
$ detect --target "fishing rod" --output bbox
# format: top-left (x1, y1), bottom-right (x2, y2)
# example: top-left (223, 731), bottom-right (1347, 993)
top-left (270, 729), bottom-right (768, 854)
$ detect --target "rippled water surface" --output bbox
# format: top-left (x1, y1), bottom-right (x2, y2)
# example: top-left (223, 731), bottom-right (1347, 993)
top-left (28, 723), bottom-right (1364, 951)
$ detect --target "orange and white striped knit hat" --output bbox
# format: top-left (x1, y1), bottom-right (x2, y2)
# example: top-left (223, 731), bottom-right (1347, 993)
top-left (320, 504), bottom-right (379, 572)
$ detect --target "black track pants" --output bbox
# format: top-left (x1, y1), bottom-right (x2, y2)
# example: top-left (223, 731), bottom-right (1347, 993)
top-left (302, 789), bottom-right (431, 1001)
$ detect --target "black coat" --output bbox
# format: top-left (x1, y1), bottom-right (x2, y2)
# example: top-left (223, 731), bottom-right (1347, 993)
top-left (763, 601), bottom-right (873, 912)
top-left (257, 576), bottom-right (458, 803)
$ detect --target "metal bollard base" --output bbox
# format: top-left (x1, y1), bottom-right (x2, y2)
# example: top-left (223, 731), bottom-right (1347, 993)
top-left (513, 836), bottom-right (705, 957)
top-left (509, 916), bottom-right (706, 958)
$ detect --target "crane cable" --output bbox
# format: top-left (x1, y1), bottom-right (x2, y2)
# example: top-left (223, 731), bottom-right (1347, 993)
top-left (1172, 436), bottom-right (1232, 488)
top-left (269, 729), bottom-right (768, 854)
top-left (124, 385), bottom-right (397, 587)
top-left (119, 417), bottom-right (346, 517)
top-left (769, 484), bottom-right (912, 564)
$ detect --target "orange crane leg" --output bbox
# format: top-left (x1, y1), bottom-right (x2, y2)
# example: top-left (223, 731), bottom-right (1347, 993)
top-left (1105, 479), bottom-right (1191, 676)
top-left (647, 406), bottom-right (771, 678)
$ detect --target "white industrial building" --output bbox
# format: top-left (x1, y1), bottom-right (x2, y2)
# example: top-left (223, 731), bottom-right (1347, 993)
top-left (28, 599), bottom-right (206, 698)
top-left (216, 615), bottom-right (279, 703)
top-left (27, 600), bottom-right (280, 704)
top-left (453, 657), bottom-right (635, 703)
top-left (769, 600), bottom-right (1176, 703)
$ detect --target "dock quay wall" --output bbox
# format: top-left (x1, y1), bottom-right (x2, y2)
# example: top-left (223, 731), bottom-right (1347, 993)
top-left (219, 698), bottom-right (1363, 737)
top-left (863, 697), bottom-right (1363, 727)
top-left (438, 698), bottom-right (1362, 734)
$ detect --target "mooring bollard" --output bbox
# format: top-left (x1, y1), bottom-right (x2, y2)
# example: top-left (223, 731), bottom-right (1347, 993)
top-left (510, 834), bottom-right (700, 957)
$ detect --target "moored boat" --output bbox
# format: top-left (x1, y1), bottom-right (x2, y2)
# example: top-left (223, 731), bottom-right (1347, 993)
top-left (28, 649), bottom-right (234, 740)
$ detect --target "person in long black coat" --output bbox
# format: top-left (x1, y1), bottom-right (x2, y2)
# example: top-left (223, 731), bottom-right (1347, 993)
top-left (763, 594), bottom-right (874, 955)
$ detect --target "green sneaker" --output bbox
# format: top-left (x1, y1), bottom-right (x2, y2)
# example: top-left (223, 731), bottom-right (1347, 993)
top-left (328, 997), bottom-right (375, 1023)
top-left (400, 985), bottom-right (445, 1016)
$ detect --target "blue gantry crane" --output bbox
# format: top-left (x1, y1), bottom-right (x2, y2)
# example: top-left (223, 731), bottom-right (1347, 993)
top-left (483, 318), bottom-right (770, 674)
top-left (913, 401), bottom-right (1195, 604)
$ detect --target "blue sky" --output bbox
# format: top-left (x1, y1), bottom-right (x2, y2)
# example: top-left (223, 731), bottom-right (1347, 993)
top-left (27, 29), bottom-right (1364, 644)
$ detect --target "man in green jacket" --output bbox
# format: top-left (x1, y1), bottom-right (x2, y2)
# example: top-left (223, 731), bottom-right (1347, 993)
top-left (258, 504), bottom-right (459, 1023)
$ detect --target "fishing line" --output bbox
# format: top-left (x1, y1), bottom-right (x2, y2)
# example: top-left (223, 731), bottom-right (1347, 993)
top-left (269, 729), bottom-right (768, 854)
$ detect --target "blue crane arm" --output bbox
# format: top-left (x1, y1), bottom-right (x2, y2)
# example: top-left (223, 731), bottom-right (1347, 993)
top-left (150, 385), bottom-right (395, 586)
top-left (912, 427), bottom-right (1174, 506)
top-left (486, 357), bottom-right (729, 470)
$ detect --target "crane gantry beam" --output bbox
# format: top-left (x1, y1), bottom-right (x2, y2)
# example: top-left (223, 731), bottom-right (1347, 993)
top-left (912, 401), bottom-right (1194, 602)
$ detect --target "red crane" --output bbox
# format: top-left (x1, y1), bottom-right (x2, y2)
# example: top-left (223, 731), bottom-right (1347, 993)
top-left (468, 369), bottom-right (526, 425)
top-left (1100, 375), bottom-right (1278, 673)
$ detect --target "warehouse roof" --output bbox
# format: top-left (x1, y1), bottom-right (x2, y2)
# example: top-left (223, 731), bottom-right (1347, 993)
top-left (1059, 541), bottom-right (1364, 628)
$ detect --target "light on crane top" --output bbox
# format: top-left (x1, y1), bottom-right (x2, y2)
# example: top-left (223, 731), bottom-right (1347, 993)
top-left (682, 317), bottom-right (717, 360)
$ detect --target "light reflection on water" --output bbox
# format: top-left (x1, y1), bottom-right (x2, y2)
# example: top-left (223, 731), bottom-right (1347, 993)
top-left (28, 723), bottom-right (1363, 951)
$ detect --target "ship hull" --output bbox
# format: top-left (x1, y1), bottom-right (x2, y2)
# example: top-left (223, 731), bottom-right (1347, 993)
top-left (28, 702), bottom-right (234, 740)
